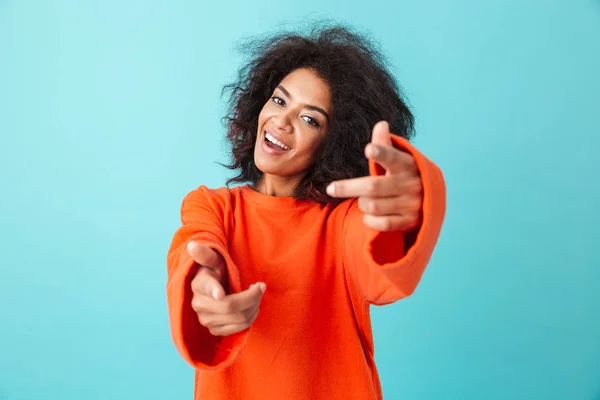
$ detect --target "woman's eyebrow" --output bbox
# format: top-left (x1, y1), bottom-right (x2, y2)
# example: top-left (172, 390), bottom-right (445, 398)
top-left (276, 85), bottom-right (330, 121)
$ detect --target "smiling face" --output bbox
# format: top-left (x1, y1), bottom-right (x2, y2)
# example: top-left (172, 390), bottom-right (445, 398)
top-left (253, 68), bottom-right (331, 194)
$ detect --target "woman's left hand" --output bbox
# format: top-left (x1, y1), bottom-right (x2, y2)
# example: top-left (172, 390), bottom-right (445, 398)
top-left (326, 121), bottom-right (423, 232)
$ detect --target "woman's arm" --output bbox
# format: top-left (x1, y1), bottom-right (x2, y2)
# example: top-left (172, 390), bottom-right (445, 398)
top-left (166, 186), bottom-right (248, 370)
top-left (329, 122), bottom-right (447, 304)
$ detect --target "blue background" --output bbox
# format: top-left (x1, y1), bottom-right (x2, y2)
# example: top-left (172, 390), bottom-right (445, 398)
top-left (1, 1), bottom-right (599, 399)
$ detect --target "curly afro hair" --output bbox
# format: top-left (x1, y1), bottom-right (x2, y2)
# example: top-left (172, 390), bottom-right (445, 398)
top-left (221, 23), bottom-right (415, 204)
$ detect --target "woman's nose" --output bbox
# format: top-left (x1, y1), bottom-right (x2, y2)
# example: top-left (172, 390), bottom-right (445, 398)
top-left (273, 112), bottom-right (293, 133)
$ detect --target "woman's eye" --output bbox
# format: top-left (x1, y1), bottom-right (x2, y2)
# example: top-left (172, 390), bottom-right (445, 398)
top-left (302, 116), bottom-right (320, 128)
top-left (271, 96), bottom-right (285, 106)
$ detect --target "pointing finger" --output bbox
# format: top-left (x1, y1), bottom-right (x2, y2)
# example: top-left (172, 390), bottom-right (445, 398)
top-left (194, 282), bottom-right (266, 315)
top-left (213, 283), bottom-right (266, 314)
top-left (327, 175), bottom-right (407, 198)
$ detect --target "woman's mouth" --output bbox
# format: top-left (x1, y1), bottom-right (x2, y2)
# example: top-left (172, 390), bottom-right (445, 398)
top-left (263, 131), bottom-right (291, 152)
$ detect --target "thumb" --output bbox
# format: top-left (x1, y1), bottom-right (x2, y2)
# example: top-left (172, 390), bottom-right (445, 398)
top-left (371, 121), bottom-right (393, 147)
top-left (187, 241), bottom-right (226, 280)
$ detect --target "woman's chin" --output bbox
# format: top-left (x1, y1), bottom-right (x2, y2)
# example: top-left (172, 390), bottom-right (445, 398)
top-left (256, 162), bottom-right (303, 181)
top-left (254, 152), bottom-right (306, 180)
top-left (255, 164), bottom-right (283, 177)
top-left (254, 155), bottom-right (285, 176)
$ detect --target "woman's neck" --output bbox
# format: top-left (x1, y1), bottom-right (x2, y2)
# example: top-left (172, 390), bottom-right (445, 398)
top-left (255, 174), bottom-right (304, 197)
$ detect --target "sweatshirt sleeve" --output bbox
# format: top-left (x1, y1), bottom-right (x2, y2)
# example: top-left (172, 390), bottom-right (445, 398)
top-left (166, 186), bottom-right (247, 370)
top-left (342, 135), bottom-right (446, 305)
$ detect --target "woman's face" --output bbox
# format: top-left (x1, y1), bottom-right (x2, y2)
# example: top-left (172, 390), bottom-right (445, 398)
top-left (254, 68), bottom-right (331, 180)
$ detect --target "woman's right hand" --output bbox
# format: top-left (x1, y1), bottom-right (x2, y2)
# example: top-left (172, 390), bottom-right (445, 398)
top-left (186, 241), bottom-right (266, 337)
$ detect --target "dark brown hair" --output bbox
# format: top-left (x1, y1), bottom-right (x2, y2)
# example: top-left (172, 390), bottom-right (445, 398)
top-left (221, 23), bottom-right (414, 203)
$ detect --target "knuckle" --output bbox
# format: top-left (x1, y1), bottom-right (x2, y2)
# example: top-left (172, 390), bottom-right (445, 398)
top-left (197, 314), bottom-right (210, 326)
top-left (190, 274), bottom-right (203, 291)
top-left (381, 219), bottom-right (393, 231)
top-left (398, 215), bottom-right (416, 230)
top-left (222, 301), bottom-right (236, 314)
top-left (410, 160), bottom-right (419, 172)
top-left (357, 198), bottom-right (367, 212)
top-left (368, 200), bottom-right (379, 214)
top-left (366, 180), bottom-right (378, 196)
top-left (411, 197), bottom-right (423, 211)
top-left (192, 269), bottom-right (212, 289)
top-left (408, 214), bottom-right (420, 227)
top-left (241, 320), bottom-right (251, 330)
top-left (382, 148), bottom-right (394, 164)
top-left (191, 296), bottom-right (202, 312)
top-left (243, 309), bottom-right (256, 324)
top-left (393, 175), bottom-right (405, 188)
top-left (411, 178), bottom-right (423, 193)
top-left (400, 195), bottom-right (418, 211)
top-left (371, 216), bottom-right (387, 231)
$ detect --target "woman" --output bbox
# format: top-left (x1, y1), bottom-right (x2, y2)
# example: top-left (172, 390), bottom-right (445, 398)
top-left (166, 25), bottom-right (446, 400)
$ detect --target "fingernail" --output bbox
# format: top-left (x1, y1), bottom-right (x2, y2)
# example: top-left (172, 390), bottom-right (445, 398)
top-left (258, 283), bottom-right (266, 293)
top-left (212, 288), bottom-right (219, 299)
top-left (326, 183), bottom-right (335, 196)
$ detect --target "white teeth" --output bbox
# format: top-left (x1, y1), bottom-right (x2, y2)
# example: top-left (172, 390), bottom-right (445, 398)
top-left (265, 132), bottom-right (290, 150)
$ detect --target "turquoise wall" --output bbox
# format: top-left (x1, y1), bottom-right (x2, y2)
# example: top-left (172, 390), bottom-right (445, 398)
top-left (1, 1), bottom-right (599, 399)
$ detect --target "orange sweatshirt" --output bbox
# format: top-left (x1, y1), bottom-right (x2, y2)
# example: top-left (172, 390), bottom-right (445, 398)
top-left (166, 135), bottom-right (446, 400)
